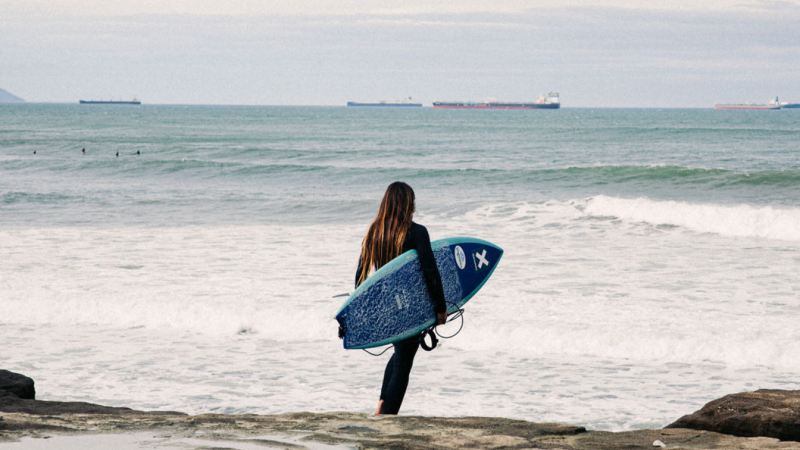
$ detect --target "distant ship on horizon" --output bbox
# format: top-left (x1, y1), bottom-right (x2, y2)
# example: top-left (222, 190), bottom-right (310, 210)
top-left (714, 97), bottom-right (781, 110)
top-left (433, 92), bottom-right (560, 110)
top-left (347, 97), bottom-right (422, 108)
top-left (79, 99), bottom-right (141, 105)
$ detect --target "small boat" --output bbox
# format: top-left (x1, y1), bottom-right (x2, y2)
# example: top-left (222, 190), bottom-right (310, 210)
top-left (433, 92), bottom-right (560, 109)
top-left (79, 99), bottom-right (142, 105)
top-left (347, 97), bottom-right (422, 107)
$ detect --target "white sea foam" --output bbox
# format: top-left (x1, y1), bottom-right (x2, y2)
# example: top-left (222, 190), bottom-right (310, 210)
top-left (428, 200), bottom-right (800, 368)
top-left (2, 200), bottom-right (799, 430)
top-left (0, 224), bottom-right (361, 339)
top-left (584, 195), bottom-right (800, 241)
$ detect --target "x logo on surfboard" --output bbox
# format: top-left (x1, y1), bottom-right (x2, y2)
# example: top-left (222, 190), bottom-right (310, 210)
top-left (473, 249), bottom-right (489, 270)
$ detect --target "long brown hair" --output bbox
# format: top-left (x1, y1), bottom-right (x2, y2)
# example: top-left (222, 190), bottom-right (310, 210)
top-left (356, 182), bottom-right (415, 286)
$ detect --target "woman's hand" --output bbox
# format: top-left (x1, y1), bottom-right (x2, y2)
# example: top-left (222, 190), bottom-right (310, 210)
top-left (436, 311), bottom-right (448, 325)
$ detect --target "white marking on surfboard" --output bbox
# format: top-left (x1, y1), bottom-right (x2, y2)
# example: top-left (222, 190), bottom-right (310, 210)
top-left (475, 249), bottom-right (489, 269)
top-left (395, 294), bottom-right (406, 310)
top-left (454, 245), bottom-right (466, 270)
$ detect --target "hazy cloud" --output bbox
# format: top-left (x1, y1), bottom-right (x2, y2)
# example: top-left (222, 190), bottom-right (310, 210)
top-left (3, 1), bottom-right (799, 106)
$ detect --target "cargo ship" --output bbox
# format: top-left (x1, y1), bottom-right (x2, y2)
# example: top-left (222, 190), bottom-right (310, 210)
top-left (780, 101), bottom-right (800, 109)
top-left (433, 92), bottom-right (560, 109)
top-left (347, 97), bottom-right (421, 107)
top-left (79, 99), bottom-right (141, 105)
top-left (714, 97), bottom-right (781, 110)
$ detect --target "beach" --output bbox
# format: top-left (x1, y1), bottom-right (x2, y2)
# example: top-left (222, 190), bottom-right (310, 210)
top-left (4, 389), bottom-right (800, 449)
top-left (1, 104), bottom-right (799, 435)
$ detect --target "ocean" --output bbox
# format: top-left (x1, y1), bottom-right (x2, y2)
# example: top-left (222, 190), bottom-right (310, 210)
top-left (1, 104), bottom-right (798, 431)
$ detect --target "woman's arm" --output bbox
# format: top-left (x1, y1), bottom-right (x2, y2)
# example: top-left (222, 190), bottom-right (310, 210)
top-left (413, 225), bottom-right (447, 318)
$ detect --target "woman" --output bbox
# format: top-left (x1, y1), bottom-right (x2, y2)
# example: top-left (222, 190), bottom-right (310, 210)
top-left (355, 181), bottom-right (448, 415)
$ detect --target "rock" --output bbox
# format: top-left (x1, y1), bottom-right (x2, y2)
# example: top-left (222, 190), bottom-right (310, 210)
top-left (0, 370), bottom-right (35, 399)
top-left (667, 389), bottom-right (800, 441)
top-left (2, 410), bottom-right (799, 449)
top-left (0, 394), bottom-right (134, 415)
top-left (0, 394), bottom-right (182, 416)
top-left (4, 382), bottom-right (800, 449)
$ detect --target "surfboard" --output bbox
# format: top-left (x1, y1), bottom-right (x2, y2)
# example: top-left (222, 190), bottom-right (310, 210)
top-left (335, 237), bottom-right (503, 349)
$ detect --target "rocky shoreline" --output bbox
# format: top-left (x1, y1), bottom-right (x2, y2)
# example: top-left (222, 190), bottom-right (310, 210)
top-left (2, 370), bottom-right (800, 449)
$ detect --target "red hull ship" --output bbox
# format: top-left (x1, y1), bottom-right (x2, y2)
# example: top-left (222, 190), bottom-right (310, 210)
top-left (714, 97), bottom-right (781, 110)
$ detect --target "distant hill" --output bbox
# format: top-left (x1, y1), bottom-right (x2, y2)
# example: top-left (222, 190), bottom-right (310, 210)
top-left (0, 88), bottom-right (25, 103)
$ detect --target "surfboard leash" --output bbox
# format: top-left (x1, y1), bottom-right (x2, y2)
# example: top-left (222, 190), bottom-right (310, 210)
top-left (419, 328), bottom-right (439, 351)
top-left (362, 346), bottom-right (393, 356)
top-left (360, 302), bottom-right (466, 356)
top-left (434, 303), bottom-right (465, 340)
top-left (420, 302), bottom-right (465, 351)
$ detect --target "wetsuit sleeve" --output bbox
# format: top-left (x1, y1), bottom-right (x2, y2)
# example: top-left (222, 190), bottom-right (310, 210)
top-left (355, 257), bottom-right (363, 288)
top-left (413, 226), bottom-right (447, 314)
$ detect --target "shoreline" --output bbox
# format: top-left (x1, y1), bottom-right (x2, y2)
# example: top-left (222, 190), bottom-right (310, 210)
top-left (2, 397), bottom-right (799, 449)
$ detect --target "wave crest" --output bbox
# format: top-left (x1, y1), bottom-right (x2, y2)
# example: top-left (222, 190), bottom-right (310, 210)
top-left (585, 195), bottom-right (800, 241)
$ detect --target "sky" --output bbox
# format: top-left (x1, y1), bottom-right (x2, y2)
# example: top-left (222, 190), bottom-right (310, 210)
top-left (2, 0), bottom-right (799, 107)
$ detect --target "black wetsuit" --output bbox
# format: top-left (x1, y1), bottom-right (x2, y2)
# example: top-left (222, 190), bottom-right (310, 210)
top-left (355, 222), bottom-right (446, 414)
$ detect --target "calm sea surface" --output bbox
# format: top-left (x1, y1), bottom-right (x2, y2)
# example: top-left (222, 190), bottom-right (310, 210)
top-left (1, 104), bottom-right (799, 430)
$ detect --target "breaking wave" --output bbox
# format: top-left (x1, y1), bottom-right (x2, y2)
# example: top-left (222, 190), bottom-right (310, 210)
top-left (585, 195), bottom-right (800, 241)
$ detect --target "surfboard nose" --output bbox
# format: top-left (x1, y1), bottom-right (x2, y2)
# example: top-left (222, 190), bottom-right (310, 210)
top-left (458, 240), bottom-right (502, 269)
top-left (451, 239), bottom-right (503, 297)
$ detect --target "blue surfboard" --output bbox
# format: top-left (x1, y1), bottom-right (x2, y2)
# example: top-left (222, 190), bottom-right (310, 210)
top-left (335, 237), bottom-right (503, 349)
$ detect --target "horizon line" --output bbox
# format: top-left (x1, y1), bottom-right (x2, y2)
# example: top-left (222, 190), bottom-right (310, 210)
top-left (5, 101), bottom-right (723, 109)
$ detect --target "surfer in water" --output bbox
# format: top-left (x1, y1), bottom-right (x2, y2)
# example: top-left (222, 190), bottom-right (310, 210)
top-left (355, 181), bottom-right (447, 415)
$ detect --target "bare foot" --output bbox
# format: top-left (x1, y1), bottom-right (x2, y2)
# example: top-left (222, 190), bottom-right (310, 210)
top-left (374, 400), bottom-right (384, 416)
